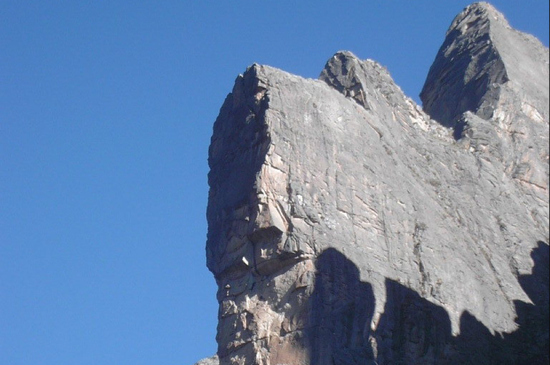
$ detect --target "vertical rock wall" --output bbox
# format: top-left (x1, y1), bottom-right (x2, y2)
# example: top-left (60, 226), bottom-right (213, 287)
top-left (206, 3), bottom-right (549, 364)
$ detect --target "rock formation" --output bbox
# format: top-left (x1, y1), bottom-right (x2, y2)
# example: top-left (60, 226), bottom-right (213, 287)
top-left (204, 2), bottom-right (549, 364)
top-left (194, 355), bottom-right (220, 365)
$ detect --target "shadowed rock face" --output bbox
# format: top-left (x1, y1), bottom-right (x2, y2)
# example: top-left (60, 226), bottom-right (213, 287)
top-left (205, 3), bottom-right (549, 365)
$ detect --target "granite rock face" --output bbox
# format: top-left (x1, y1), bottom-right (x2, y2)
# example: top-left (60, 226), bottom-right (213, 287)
top-left (206, 3), bottom-right (549, 364)
top-left (421, 2), bottom-right (549, 195)
top-left (194, 356), bottom-right (219, 365)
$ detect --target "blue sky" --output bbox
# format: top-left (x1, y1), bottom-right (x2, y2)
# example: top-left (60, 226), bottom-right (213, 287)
top-left (1, 1), bottom-right (548, 364)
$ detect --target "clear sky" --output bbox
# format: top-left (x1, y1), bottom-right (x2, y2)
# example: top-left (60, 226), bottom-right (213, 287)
top-left (1, 1), bottom-right (548, 364)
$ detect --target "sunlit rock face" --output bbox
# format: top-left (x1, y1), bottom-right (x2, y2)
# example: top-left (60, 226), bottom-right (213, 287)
top-left (206, 2), bottom-right (549, 364)
top-left (194, 356), bottom-right (219, 365)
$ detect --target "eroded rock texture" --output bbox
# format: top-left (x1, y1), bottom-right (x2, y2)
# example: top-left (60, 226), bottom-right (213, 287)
top-left (206, 3), bottom-right (549, 364)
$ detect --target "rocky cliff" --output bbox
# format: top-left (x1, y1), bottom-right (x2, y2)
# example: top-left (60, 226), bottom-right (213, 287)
top-left (194, 356), bottom-right (220, 365)
top-left (204, 3), bottom-right (549, 364)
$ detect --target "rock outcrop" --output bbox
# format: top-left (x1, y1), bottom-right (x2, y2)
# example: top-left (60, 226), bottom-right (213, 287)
top-left (194, 355), bottom-right (220, 365)
top-left (206, 2), bottom-right (549, 364)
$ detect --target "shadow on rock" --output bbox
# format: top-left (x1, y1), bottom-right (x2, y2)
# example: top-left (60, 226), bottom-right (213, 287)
top-left (307, 243), bottom-right (549, 365)
top-left (374, 279), bottom-right (454, 365)
top-left (454, 241), bottom-right (549, 365)
top-left (503, 241), bottom-right (549, 364)
top-left (308, 248), bottom-right (377, 365)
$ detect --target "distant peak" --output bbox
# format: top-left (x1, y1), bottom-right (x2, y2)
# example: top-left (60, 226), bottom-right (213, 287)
top-left (327, 51), bottom-right (382, 67)
top-left (331, 50), bottom-right (359, 60)
top-left (448, 1), bottom-right (509, 36)
top-left (463, 2), bottom-right (503, 18)
top-left (468, 2), bottom-right (497, 12)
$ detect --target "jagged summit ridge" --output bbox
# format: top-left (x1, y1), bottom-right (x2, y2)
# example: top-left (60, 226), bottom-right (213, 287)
top-left (204, 3), bottom-right (549, 365)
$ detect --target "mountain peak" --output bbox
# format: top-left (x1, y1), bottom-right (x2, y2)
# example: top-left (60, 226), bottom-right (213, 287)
top-left (451, 2), bottom-right (508, 29)
top-left (421, 1), bottom-right (548, 192)
top-left (454, 2), bottom-right (511, 30)
top-left (207, 3), bottom-right (548, 364)
top-left (421, 1), bottom-right (548, 128)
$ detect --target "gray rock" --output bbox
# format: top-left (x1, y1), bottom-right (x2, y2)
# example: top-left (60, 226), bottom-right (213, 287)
top-left (207, 3), bottom-right (548, 364)
top-left (194, 355), bottom-right (219, 365)
top-left (421, 2), bottom-right (549, 193)
top-left (421, 2), bottom-right (549, 128)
